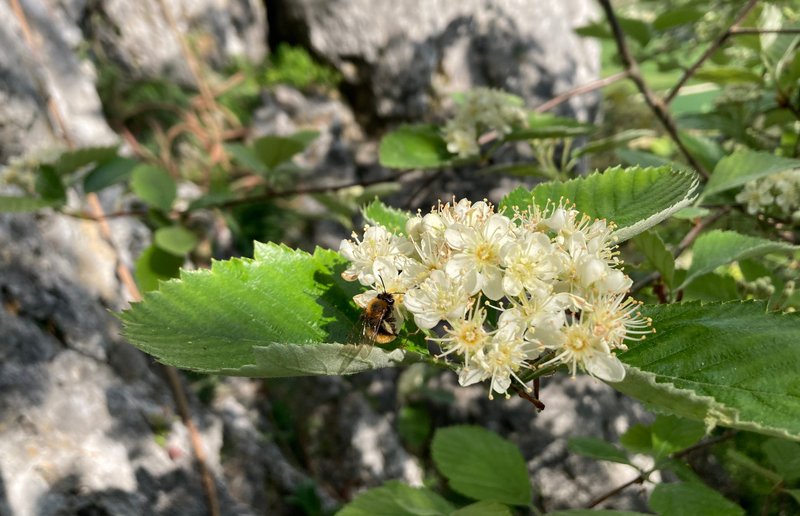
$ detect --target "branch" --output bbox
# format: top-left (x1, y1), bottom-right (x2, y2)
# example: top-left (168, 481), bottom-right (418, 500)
top-left (585, 431), bottom-right (736, 508)
top-left (664, 0), bottom-right (759, 105)
top-left (533, 70), bottom-right (630, 113)
top-left (597, 0), bottom-right (710, 179)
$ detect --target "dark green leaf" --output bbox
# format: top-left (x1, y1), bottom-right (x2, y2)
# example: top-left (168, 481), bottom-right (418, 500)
top-left (620, 424), bottom-right (653, 454)
top-left (35, 165), bottom-right (66, 202)
top-left (762, 438), bottom-right (800, 483)
top-left (130, 164), bottom-right (176, 212)
top-left (633, 230), bottom-right (675, 288)
top-left (651, 415), bottom-right (707, 458)
top-left (567, 437), bottom-right (631, 465)
top-left (649, 482), bottom-right (744, 516)
top-left (451, 501), bottom-right (512, 516)
top-left (681, 230), bottom-right (799, 289)
top-left (337, 480), bottom-right (455, 516)
top-left (134, 244), bottom-right (183, 293)
top-left (548, 511), bottom-right (648, 516)
top-left (398, 405), bottom-right (432, 449)
top-left (83, 157), bottom-right (138, 193)
top-left (362, 199), bottom-right (411, 235)
top-left (252, 135), bottom-right (308, 170)
top-left (0, 196), bottom-right (58, 212)
top-left (785, 489), bottom-right (800, 504)
top-left (672, 207), bottom-right (710, 220)
top-left (431, 426), bottom-right (531, 506)
top-left (379, 124), bottom-right (455, 169)
top-left (703, 151), bottom-right (800, 198)
top-left (614, 302), bottom-right (800, 441)
top-left (616, 149), bottom-right (691, 171)
top-left (153, 226), bottom-right (198, 256)
top-left (53, 145), bottom-right (118, 175)
top-left (679, 132), bottom-right (724, 172)
top-left (499, 166), bottom-right (699, 242)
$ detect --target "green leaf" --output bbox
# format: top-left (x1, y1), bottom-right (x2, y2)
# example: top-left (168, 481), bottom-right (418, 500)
top-left (762, 438), bottom-right (800, 483)
top-left (548, 511), bottom-right (648, 516)
top-left (83, 157), bottom-right (138, 193)
top-left (651, 415), bottom-right (707, 458)
top-left (614, 302), bottom-right (800, 441)
top-left (633, 230), bottom-right (675, 288)
top-left (379, 124), bottom-right (455, 169)
top-left (681, 273), bottom-right (740, 302)
top-left (679, 132), bottom-right (724, 172)
top-left (620, 424), bottom-right (653, 454)
top-left (225, 143), bottom-right (269, 175)
top-left (130, 165), bottom-right (176, 211)
top-left (680, 230), bottom-right (800, 289)
top-left (35, 165), bottom-right (66, 202)
top-left (653, 6), bottom-right (704, 31)
top-left (153, 226), bottom-right (198, 256)
top-left (477, 162), bottom-right (551, 178)
top-left (567, 437), bottom-right (631, 465)
top-left (337, 480), bottom-right (455, 516)
top-left (450, 501), bottom-right (512, 516)
top-left (120, 243), bottom-right (420, 375)
top-left (575, 16), bottom-right (651, 47)
top-left (505, 113), bottom-right (595, 140)
top-left (616, 148), bottom-right (691, 171)
top-left (786, 489), bottom-right (800, 504)
top-left (499, 166), bottom-right (698, 242)
top-left (572, 129), bottom-right (654, 158)
top-left (252, 135), bottom-right (308, 170)
top-left (362, 199), bottom-right (411, 235)
top-left (0, 196), bottom-right (58, 212)
top-left (53, 145), bottom-right (118, 175)
top-left (649, 482), bottom-right (744, 516)
top-left (693, 67), bottom-right (763, 85)
top-left (398, 405), bottom-right (432, 449)
top-left (431, 426), bottom-right (531, 506)
top-left (703, 151), bottom-right (800, 198)
top-left (134, 244), bottom-right (184, 293)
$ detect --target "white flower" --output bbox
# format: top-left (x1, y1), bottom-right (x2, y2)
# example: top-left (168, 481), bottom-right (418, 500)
top-left (430, 305), bottom-right (490, 363)
top-left (445, 214), bottom-right (514, 300)
top-left (403, 269), bottom-right (471, 329)
top-left (340, 225), bottom-right (413, 285)
top-left (583, 294), bottom-right (653, 351)
top-left (473, 324), bottom-right (534, 399)
top-left (500, 232), bottom-right (560, 297)
top-left (539, 320), bottom-right (626, 383)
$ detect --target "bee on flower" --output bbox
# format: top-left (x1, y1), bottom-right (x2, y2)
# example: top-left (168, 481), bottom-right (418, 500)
top-left (339, 197), bottom-right (653, 400)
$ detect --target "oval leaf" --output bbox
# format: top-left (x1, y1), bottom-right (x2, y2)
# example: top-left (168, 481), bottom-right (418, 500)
top-left (613, 302), bottom-right (800, 441)
top-left (451, 501), bottom-right (512, 516)
top-left (680, 230), bottom-right (800, 289)
top-left (130, 165), bottom-right (176, 212)
top-left (83, 157), bottom-right (138, 193)
top-left (53, 145), bottom-right (118, 175)
top-left (499, 166), bottom-right (699, 242)
top-left (134, 244), bottom-right (183, 293)
top-left (703, 151), bottom-right (800, 199)
top-left (431, 426), bottom-right (531, 506)
top-left (154, 226), bottom-right (198, 256)
top-left (649, 482), bottom-right (744, 516)
top-left (338, 481), bottom-right (454, 516)
top-left (379, 124), bottom-right (455, 169)
top-left (0, 196), bottom-right (58, 212)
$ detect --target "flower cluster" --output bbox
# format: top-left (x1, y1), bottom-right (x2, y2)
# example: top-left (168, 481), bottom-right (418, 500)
top-left (442, 88), bottom-right (528, 158)
top-left (736, 168), bottom-right (800, 218)
top-left (340, 199), bottom-right (653, 399)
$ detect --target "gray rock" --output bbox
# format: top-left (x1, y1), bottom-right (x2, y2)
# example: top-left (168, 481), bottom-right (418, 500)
top-left (83, 0), bottom-right (267, 84)
top-left (271, 0), bottom-right (600, 122)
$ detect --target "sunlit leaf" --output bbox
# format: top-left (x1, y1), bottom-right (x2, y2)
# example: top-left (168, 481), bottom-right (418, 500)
top-left (649, 482), bottom-right (744, 516)
top-left (130, 164), bottom-right (176, 211)
top-left (337, 481), bottom-right (454, 516)
top-left (379, 124), bottom-right (456, 169)
top-left (703, 151), bottom-right (800, 198)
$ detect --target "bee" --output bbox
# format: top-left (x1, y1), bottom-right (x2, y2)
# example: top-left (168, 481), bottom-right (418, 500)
top-left (359, 292), bottom-right (398, 346)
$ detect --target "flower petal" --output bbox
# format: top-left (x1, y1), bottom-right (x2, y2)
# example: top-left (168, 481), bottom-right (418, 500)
top-left (584, 353), bottom-right (626, 383)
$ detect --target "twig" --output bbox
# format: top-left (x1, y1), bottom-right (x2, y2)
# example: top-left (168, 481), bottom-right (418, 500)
top-left (8, 3), bottom-right (220, 515)
top-left (664, 0), bottom-right (760, 105)
top-left (586, 431), bottom-right (736, 508)
top-left (597, 0), bottom-right (710, 179)
top-left (534, 71), bottom-right (630, 113)
top-left (730, 27), bottom-right (800, 36)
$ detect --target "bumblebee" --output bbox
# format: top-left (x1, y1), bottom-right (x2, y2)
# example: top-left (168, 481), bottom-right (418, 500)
top-left (359, 292), bottom-right (398, 345)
